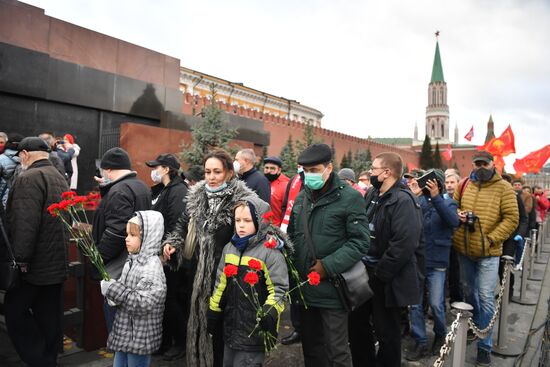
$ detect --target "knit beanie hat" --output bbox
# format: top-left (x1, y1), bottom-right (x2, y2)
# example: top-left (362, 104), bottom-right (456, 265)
top-left (338, 168), bottom-right (356, 183)
top-left (100, 147), bottom-right (132, 170)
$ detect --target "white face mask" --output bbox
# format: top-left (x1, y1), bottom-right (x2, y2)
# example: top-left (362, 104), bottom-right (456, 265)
top-left (358, 181), bottom-right (368, 189)
top-left (233, 161), bottom-right (241, 174)
top-left (151, 169), bottom-right (164, 183)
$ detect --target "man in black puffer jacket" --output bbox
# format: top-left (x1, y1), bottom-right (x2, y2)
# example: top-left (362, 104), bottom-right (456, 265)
top-left (4, 137), bottom-right (69, 367)
top-left (92, 147), bottom-right (151, 332)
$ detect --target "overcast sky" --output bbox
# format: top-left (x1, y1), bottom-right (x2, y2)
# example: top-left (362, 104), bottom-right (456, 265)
top-left (23, 0), bottom-right (550, 170)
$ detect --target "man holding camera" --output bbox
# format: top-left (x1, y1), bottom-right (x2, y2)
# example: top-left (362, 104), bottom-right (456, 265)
top-left (453, 150), bottom-right (518, 366)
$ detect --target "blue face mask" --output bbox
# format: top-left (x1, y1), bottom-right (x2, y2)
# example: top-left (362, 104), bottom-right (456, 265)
top-left (205, 182), bottom-right (228, 193)
top-left (304, 167), bottom-right (328, 190)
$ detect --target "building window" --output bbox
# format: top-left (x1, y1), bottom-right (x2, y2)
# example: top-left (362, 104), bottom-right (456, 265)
top-left (441, 123), bottom-right (444, 138)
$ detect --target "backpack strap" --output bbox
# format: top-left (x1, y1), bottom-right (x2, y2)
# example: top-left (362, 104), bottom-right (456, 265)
top-left (457, 177), bottom-right (470, 208)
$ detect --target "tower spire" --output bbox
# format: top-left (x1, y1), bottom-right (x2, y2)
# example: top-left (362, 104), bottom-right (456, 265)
top-left (425, 32), bottom-right (450, 144)
top-left (431, 32), bottom-right (445, 83)
top-left (485, 114), bottom-right (496, 143)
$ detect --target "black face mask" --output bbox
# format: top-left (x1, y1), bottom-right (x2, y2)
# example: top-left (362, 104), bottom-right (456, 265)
top-left (370, 174), bottom-right (383, 190)
top-left (265, 173), bottom-right (280, 182)
top-left (476, 167), bottom-right (495, 182)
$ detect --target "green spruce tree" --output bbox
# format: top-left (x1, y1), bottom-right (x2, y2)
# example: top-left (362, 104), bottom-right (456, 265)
top-left (280, 135), bottom-right (297, 177)
top-left (420, 135), bottom-right (434, 169)
top-left (433, 142), bottom-right (443, 169)
top-left (181, 85), bottom-right (237, 172)
top-left (340, 150), bottom-right (350, 169)
top-left (351, 150), bottom-right (372, 174)
top-left (296, 121), bottom-right (322, 153)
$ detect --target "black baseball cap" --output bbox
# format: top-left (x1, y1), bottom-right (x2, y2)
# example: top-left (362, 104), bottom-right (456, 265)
top-left (16, 137), bottom-right (51, 155)
top-left (146, 153), bottom-right (180, 170)
top-left (472, 150), bottom-right (494, 163)
top-left (404, 169), bottom-right (425, 179)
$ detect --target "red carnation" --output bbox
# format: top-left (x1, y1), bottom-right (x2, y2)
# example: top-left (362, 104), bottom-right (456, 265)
top-left (307, 271), bottom-right (321, 286)
top-left (57, 200), bottom-right (72, 211)
top-left (262, 211), bottom-right (275, 223)
top-left (264, 237), bottom-right (277, 249)
top-left (87, 192), bottom-right (101, 200)
top-left (244, 271), bottom-right (259, 286)
top-left (61, 191), bottom-right (76, 199)
top-left (84, 201), bottom-right (98, 211)
top-left (72, 196), bottom-right (88, 204)
top-left (47, 203), bottom-right (60, 217)
top-left (248, 259), bottom-right (262, 271)
top-left (223, 264), bottom-right (238, 278)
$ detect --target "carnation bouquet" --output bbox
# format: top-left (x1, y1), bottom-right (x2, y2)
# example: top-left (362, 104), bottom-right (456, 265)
top-left (224, 258), bottom-right (320, 353)
top-left (48, 191), bottom-right (109, 280)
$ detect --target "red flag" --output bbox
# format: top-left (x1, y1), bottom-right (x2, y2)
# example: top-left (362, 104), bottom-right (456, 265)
top-left (513, 145), bottom-right (550, 175)
top-left (464, 126), bottom-right (474, 142)
top-left (494, 155), bottom-right (506, 173)
top-left (477, 125), bottom-right (516, 157)
top-left (442, 144), bottom-right (453, 161)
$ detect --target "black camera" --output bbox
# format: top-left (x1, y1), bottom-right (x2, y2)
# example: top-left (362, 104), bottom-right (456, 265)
top-left (466, 211), bottom-right (477, 232)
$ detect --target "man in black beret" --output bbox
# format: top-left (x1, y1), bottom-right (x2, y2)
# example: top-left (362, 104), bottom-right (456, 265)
top-left (287, 144), bottom-right (370, 367)
top-left (263, 155), bottom-right (289, 227)
top-left (91, 147), bottom-right (151, 332)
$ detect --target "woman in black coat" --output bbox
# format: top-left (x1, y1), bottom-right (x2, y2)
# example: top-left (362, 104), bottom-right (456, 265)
top-left (146, 153), bottom-right (189, 361)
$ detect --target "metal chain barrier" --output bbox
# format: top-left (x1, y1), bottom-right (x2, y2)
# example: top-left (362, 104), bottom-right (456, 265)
top-left (432, 312), bottom-right (462, 367)
top-left (468, 261), bottom-right (511, 339)
top-left (514, 237), bottom-right (528, 271)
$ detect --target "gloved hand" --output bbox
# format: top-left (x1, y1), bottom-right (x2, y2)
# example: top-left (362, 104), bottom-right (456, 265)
top-left (207, 309), bottom-right (222, 336)
top-left (259, 305), bottom-right (278, 338)
top-left (100, 279), bottom-right (115, 296)
top-left (514, 235), bottom-right (523, 242)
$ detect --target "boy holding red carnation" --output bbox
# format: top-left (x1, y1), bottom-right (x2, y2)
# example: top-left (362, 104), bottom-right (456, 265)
top-left (208, 197), bottom-right (291, 366)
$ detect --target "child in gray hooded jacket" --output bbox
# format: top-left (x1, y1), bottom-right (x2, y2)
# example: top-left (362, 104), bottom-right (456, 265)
top-left (101, 210), bottom-right (167, 367)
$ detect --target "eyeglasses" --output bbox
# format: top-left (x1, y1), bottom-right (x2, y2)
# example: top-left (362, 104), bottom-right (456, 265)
top-left (369, 166), bottom-right (388, 173)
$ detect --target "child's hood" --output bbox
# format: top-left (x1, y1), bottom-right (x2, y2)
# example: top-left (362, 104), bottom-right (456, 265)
top-left (246, 196), bottom-right (294, 254)
top-left (132, 210), bottom-right (164, 258)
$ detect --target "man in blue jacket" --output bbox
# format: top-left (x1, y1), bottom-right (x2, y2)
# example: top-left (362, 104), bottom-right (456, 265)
top-left (406, 169), bottom-right (459, 360)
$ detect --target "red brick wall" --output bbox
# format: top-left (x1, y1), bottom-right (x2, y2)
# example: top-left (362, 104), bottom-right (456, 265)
top-left (120, 123), bottom-right (254, 185)
top-left (182, 92), bottom-right (420, 168)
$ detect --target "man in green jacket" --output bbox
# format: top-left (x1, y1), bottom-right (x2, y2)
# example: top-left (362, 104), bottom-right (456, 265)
top-left (453, 150), bottom-right (519, 366)
top-left (288, 144), bottom-right (370, 367)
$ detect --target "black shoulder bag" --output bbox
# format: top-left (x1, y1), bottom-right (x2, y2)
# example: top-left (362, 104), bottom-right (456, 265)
top-left (0, 217), bottom-right (21, 291)
top-left (302, 197), bottom-right (373, 312)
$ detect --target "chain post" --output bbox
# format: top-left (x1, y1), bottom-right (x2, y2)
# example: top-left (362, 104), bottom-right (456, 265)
top-left (529, 229), bottom-right (542, 281)
top-left (493, 257), bottom-right (522, 356)
top-left (512, 237), bottom-right (537, 305)
top-left (450, 302), bottom-right (473, 367)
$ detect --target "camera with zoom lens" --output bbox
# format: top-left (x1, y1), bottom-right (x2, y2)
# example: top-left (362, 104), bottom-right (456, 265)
top-left (466, 211), bottom-right (477, 232)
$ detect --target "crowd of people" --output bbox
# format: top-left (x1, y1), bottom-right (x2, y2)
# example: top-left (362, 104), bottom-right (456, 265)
top-left (1, 131), bottom-right (549, 367)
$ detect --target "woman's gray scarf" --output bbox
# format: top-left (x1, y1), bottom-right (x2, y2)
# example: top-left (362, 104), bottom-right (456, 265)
top-left (186, 179), bottom-right (259, 367)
